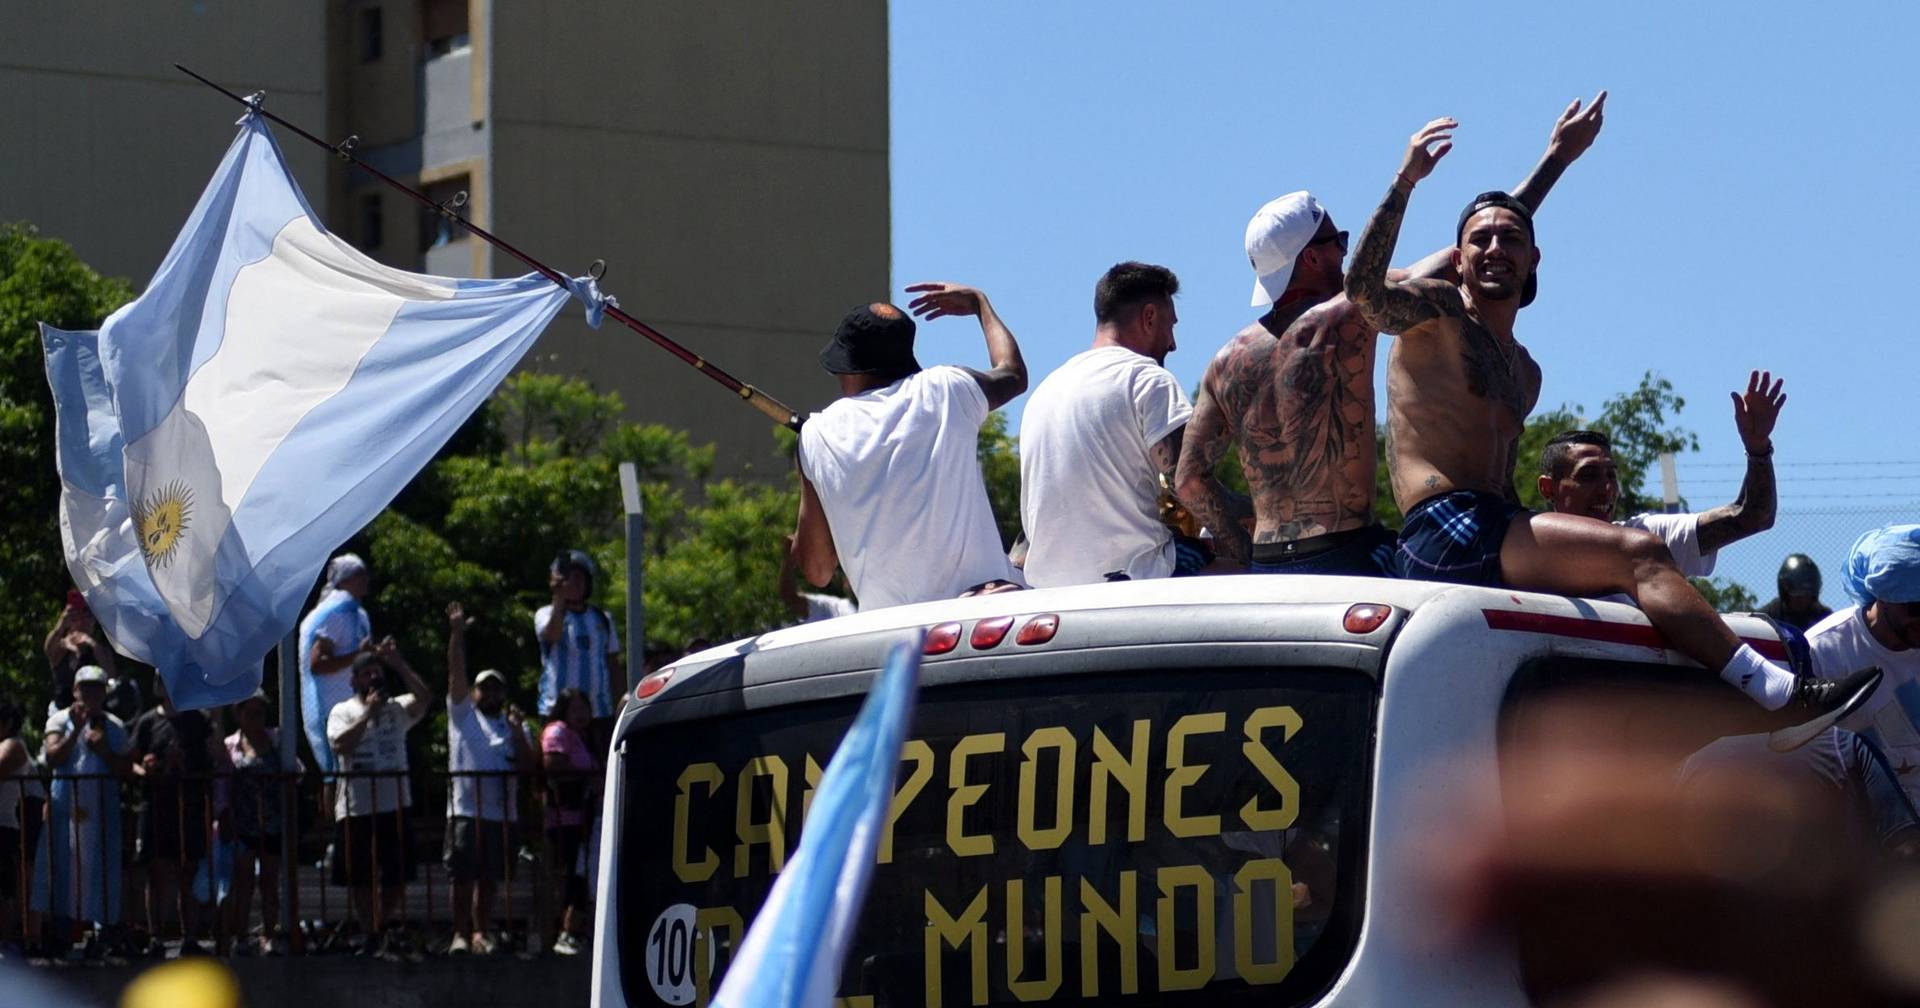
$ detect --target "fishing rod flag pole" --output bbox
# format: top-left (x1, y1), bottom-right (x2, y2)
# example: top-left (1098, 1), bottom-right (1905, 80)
top-left (175, 64), bottom-right (802, 431)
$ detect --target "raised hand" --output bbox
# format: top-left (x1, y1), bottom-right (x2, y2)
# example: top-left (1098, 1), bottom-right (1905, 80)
top-left (1731, 370), bottom-right (1786, 453)
top-left (1398, 117), bottom-right (1457, 185)
top-left (1546, 91), bottom-right (1607, 162)
top-left (447, 602), bottom-right (474, 633)
top-left (374, 635), bottom-right (398, 660)
top-left (905, 282), bottom-right (986, 321)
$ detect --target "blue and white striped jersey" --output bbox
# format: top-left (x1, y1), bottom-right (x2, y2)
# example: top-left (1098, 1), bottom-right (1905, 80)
top-left (535, 603), bottom-right (620, 717)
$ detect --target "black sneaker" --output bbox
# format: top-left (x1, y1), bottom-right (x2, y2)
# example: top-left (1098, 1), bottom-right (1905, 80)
top-left (1770, 666), bottom-right (1884, 752)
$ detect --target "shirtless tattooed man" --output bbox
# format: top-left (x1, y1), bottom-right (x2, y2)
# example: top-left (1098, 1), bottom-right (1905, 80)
top-left (1175, 94), bottom-right (1607, 575)
top-left (1345, 115), bottom-right (1880, 738)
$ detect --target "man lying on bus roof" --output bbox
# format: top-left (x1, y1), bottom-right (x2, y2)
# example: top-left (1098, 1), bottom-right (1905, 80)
top-left (1344, 115), bottom-right (1879, 737)
top-left (790, 284), bottom-right (1027, 611)
top-left (1537, 370), bottom-right (1784, 593)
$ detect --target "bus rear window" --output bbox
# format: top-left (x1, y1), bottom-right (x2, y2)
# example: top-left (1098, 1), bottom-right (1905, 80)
top-left (619, 666), bottom-right (1374, 1007)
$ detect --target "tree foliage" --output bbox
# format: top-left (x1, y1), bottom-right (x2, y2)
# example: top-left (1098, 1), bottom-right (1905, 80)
top-left (0, 224), bottom-right (134, 704)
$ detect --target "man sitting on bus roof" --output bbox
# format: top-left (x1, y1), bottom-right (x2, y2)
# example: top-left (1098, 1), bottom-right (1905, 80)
top-left (1345, 115), bottom-right (1878, 737)
top-left (1537, 370), bottom-right (1785, 596)
top-left (790, 284), bottom-right (1027, 611)
top-left (1814, 524), bottom-right (1920, 809)
top-left (1020, 262), bottom-right (1213, 586)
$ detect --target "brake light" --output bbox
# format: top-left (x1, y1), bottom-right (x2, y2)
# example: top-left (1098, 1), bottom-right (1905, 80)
top-left (1343, 603), bottom-right (1392, 635)
top-left (925, 622), bottom-right (964, 655)
top-left (1015, 614), bottom-right (1059, 646)
top-left (635, 668), bottom-right (674, 700)
top-left (970, 616), bottom-right (1015, 650)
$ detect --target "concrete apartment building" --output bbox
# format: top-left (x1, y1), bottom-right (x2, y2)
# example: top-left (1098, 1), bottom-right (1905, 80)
top-left (0, 1), bottom-right (889, 477)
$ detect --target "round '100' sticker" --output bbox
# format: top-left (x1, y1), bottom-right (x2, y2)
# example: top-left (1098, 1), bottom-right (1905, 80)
top-left (645, 903), bottom-right (698, 1005)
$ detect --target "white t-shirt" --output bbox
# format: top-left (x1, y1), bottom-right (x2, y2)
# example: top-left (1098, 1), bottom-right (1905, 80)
top-left (798, 365), bottom-right (1018, 611)
top-left (447, 695), bottom-right (520, 822)
top-left (327, 693), bottom-right (427, 818)
top-left (1019, 347), bottom-right (1193, 586)
top-left (1814, 606), bottom-right (1920, 807)
top-left (1596, 512), bottom-right (1720, 605)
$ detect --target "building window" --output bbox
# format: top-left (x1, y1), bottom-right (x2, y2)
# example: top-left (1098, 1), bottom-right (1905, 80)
top-left (358, 193), bottom-right (383, 250)
top-left (420, 176), bottom-right (470, 254)
top-left (422, 0), bottom-right (470, 58)
top-left (359, 7), bottom-right (383, 63)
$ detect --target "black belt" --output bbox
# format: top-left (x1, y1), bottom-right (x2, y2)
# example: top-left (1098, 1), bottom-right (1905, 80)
top-left (1251, 524), bottom-right (1383, 564)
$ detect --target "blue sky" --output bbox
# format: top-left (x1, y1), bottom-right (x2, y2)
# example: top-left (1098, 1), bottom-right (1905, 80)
top-left (889, 0), bottom-right (1919, 602)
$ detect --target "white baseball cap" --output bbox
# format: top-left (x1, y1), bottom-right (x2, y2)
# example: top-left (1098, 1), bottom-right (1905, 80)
top-left (73, 664), bottom-right (109, 686)
top-left (1245, 191), bottom-right (1326, 307)
top-left (474, 669), bottom-right (508, 688)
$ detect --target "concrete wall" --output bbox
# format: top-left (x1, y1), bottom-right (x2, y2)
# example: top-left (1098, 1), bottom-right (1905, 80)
top-left (486, 0), bottom-right (891, 476)
top-left (0, 3), bottom-right (329, 285)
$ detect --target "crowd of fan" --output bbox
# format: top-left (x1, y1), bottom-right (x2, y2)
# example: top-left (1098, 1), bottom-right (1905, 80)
top-left (0, 550), bottom-right (628, 964)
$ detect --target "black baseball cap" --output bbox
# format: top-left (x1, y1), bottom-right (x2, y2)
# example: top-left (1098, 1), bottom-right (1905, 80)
top-left (1456, 191), bottom-right (1538, 308)
top-left (819, 302), bottom-right (921, 380)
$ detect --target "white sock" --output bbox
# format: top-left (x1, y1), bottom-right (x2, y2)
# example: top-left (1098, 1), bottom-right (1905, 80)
top-left (1719, 644), bottom-right (1795, 710)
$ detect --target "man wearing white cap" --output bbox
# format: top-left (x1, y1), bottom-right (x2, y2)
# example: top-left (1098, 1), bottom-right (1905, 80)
top-left (1176, 94), bottom-right (1608, 574)
top-left (444, 603), bottom-right (533, 955)
top-left (299, 553), bottom-right (376, 778)
top-left (1816, 525), bottom-right (1920, 805)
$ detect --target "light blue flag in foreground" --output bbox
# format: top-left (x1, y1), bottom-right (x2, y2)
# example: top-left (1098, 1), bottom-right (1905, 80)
top-left (43, 109), bottom-right (579, 709)
top-left (712, 637), bottom-right (923, 1008)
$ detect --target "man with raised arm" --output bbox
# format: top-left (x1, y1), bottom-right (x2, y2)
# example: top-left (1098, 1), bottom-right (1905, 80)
top-left (790, 283), bottom-right (1027, 610)
top-left (1538, 371), bottom-right (1786, 589)
top-left (1176, 95), bottom-right (1607, 574)
top-left (1344, 115), bottom-right (1879, 732)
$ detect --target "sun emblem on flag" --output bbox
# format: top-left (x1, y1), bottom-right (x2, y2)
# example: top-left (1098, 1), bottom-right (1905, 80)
top-left (133, 481), bottom-right (194, 568)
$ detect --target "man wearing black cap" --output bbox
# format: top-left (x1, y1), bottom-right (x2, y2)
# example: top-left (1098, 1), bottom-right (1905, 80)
top-left (789, 282), bottom-right (1027, 610)
top-left (1345, 116), bottom-right (1879, 733)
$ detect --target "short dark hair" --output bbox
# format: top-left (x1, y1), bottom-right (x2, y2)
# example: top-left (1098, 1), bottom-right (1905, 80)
top-left (1541, 430), bottom-right (1613, 479)
top-left (1093, 261), bottom-right (1180, 325)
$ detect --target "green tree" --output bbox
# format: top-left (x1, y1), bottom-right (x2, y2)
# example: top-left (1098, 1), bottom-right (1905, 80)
top-left (0, 224), bottom-right (134, 704)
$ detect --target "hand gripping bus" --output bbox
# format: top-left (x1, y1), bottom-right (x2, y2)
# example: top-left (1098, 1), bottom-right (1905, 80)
top-left (591, 576), bottom-right (1821, 1008)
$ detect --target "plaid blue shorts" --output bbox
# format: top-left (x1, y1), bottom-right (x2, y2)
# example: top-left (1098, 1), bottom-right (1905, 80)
top-left (1388, 490), bottom-right (1526, 585)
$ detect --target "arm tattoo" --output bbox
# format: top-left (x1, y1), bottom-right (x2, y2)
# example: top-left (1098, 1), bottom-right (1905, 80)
top-left (1149, 428), bottom-right (1182, 482)
top-left (1697, 454), bottom-right (1776, 553)
top-left (1174, 386), bottom-right (1252, 564)
top-left (1344, 181), bottom-right (1454, 334)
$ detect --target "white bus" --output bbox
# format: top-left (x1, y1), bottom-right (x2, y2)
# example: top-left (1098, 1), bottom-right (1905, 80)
top-left (591, 575), bottom-right (1799, 1008)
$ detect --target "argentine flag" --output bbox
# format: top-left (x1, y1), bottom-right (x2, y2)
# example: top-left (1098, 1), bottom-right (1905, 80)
top-left (711, 638), bottom-right (922, 1008)
top-left (42, 109), bottom-right (579, 709)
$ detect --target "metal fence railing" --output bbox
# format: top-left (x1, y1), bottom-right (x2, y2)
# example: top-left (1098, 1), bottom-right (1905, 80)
top-left (5, 766), bottom-right (600, 961)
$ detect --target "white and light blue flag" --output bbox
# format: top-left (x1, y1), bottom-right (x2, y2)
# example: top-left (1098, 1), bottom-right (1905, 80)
top-left (711, 637), bottom-right (923, 1008)
top-left (43, 109), bottom-right (581, 709)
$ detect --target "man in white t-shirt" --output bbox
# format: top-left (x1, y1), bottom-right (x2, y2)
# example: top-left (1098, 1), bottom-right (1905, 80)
top-left (1536, 371), bottom-right (1785, 595)
top-left (790, 284), bottom-right (1028, 611)
top-left (779, 535), bottom-right (856, 623)
top-left (444, 603), bottom-right (533, 955)
top-left (326, 645), bottom-right (430, 951)
top-left (1020, 262), bottom-right (1198, 586)
top-left (1817, 524), bottom-right (1920, 806)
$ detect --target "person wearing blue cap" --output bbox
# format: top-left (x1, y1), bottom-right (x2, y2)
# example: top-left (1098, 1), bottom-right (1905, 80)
top-left (1813, 525), bottom-right (1920, 804)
